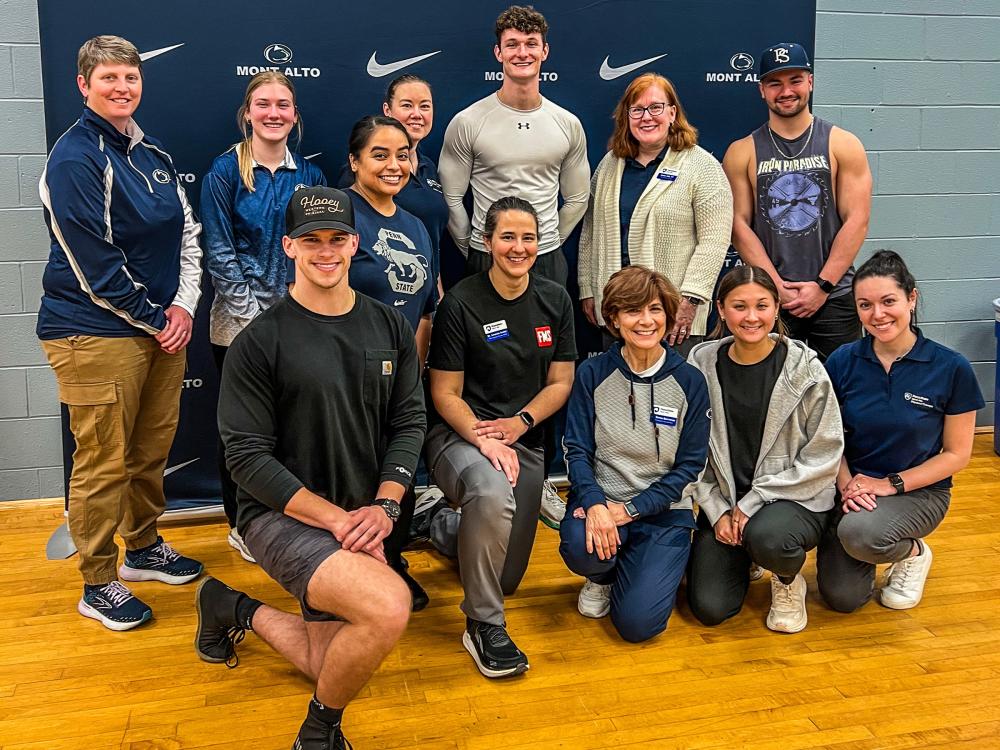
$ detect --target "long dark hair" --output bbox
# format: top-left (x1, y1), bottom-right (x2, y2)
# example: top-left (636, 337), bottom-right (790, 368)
top-left (853, 249), bottom-right (919, 331)
top-left (711, 264), bottom-right (787, 339)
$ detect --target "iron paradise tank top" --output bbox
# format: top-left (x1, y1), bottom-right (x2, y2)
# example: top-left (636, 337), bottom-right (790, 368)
top-left (751, 117), bottom-right (851, 298)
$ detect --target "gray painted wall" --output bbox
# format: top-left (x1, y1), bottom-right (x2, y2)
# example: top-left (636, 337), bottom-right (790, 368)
top-left (0, 0), bottom-right (997, 500)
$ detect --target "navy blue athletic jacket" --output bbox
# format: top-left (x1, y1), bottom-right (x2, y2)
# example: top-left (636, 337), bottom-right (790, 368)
top-left (37, 108), bottom-right (202, 339)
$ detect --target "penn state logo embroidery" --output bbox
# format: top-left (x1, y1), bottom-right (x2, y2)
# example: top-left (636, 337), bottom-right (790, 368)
top-left (152, 169), bottom-right (171, 184)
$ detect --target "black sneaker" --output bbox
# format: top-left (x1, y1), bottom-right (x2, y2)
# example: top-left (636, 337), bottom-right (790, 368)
top-left (194, 577), bottom-right (246, 667)
top-left (78, 580), bottom-right (152, 631)
top-left (120, 536), bottom-right (203, 584)
top-left (462, 618), bottom-right (529, 678)
top-left (292, 710), bottom-right (353, 750)
top-left (392, 557), bottom-right (429, 612)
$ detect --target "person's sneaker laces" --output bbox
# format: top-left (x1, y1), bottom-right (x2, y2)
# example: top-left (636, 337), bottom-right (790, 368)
top-left (879, 541), bottom-right (933, 610)
top-left (194, 577), bottom-right (247, 668)
top-left (539, 480), bottom-right (566, 530)
top-left (119, 536), bottom-right (203, 584)
top-left (577, 579), bottom-right (612, 618)
top-left (766, 574), bottom-right (808, 633)
top-left (78, 580), bottom-right (152, 631)
top-left (227, 527), bottom-right (256, 564)
top-left (462, 618), bottom-right (529, 678)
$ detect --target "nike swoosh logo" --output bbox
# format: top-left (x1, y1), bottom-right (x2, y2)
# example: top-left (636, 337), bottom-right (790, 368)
top-left (139, 43), bottom-right (185, 62)
top-left (164, 457), bottom-right (198, 477)
top-left (599, 53), bottom-right (668, 81)
top-left (367, 50), bottom-right (441, 78)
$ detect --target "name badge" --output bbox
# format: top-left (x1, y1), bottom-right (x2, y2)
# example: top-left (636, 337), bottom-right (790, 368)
top-left (483, 319), bottom-right (510, 342)
top-left (656, 167), bottom-right (679, 182)
top-left (651, 405), bottom-right (678, 427)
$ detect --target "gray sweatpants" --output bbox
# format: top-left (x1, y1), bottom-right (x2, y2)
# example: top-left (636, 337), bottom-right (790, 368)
top-left (817, 487), bottom-right (950, 613)
top-left (425, 423), bottom-right (544, 625)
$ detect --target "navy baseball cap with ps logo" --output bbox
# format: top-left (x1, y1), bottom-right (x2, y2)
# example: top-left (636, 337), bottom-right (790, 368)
top-left (759, 42), bottom-right (812, 80)
top-left (285, 186), bottom-right (358, 238)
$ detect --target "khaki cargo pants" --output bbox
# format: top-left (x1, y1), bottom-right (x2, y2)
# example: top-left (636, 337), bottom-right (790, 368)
top-left (40, 335), bottom-right (186, 585)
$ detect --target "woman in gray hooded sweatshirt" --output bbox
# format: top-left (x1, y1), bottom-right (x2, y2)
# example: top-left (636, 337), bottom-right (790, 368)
top-left (686, 265), bottom-right (844, 633)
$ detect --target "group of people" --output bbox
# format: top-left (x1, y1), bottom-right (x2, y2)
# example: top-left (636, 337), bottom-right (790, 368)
top-left (35, 7), bottom-right (984, 749)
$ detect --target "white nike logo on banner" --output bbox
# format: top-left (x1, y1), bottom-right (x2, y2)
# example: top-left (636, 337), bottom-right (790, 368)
top-left (139, 43), bottom-right (185, 61)
top-left (599, 53), bottom-right (669, 80)
top-left (164, 457), bottom-right (198, 477)
top-left (367, 50), bottom-right (441, 78)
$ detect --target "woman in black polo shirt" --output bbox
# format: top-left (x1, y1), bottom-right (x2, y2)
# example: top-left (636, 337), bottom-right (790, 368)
top-left (819, 250), bottom-right (983, 613)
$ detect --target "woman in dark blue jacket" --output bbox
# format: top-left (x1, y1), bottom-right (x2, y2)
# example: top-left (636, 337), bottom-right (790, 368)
top-left (200, 71), bottom-right (326, 558)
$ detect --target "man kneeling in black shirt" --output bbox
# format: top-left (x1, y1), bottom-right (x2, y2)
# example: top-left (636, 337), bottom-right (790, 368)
top-left (194, 187), bottom-right (426, 750)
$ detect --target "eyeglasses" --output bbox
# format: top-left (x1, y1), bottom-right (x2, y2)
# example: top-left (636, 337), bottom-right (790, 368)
top-left (627, 102), bottom-right (670, 119)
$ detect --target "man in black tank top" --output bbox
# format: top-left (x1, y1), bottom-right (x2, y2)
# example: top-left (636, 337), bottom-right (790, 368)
top-left (723, 42), bottom-right (872, 360)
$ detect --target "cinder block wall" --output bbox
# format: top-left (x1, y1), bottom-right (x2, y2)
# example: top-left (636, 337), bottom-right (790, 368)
top-left (0, 1), bottom-right (997, 500)
top-left (813, 0), bottom-right (999, 427)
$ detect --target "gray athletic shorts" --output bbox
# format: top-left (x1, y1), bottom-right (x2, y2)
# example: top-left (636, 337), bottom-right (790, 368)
top-left (242, 510), bottom-right (342, 622)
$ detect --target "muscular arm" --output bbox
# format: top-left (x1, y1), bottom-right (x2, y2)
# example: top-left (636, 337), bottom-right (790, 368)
top-left (557, 121), bottom-right (591, 242)
top-left (438, 116), bottom-right (474, 254)
top-left (821, 128), bottom-right (871, 285)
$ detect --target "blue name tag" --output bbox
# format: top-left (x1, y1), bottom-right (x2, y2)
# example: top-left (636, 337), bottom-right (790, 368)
top-left (483, 319), bottom-right (510, 342)
top-left (650, 405), bottom-right (678, 427)
top-left (656, 168), bottom-right (679, 182)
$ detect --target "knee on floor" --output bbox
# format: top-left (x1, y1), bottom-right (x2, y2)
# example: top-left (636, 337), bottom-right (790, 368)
top-left (611, 608), bottom-right (669, 644)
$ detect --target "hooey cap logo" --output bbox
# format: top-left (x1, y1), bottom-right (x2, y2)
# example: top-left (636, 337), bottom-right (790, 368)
top-left (285, 186), bottom-right (357, 238)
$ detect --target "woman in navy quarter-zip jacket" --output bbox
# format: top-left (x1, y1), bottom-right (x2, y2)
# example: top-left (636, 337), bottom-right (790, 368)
top-left (200, 72), bottom-right (326, 557)
top-left (37, 36), bottom-right (204, 632)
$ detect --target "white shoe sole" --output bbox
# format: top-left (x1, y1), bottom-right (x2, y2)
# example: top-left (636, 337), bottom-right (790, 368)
top-left (227, 530), bottom-right (257, 564)
top-left (766, 612), bottom-right (808, 633)
top-left (78, 598), bottom-right (152, 631)
top-left (462, 631), bottom-right (528, 679)
top-left (118, 563), bottom-right (202, 585)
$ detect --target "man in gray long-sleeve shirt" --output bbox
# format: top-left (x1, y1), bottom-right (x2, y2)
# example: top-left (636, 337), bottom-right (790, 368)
top-left (438, 4), bottom-right (590, 286)
top-left (193, 187), bottom-right (425, 750)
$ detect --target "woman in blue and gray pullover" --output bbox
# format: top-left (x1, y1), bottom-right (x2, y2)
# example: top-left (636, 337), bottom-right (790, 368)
top-left (200, 71), bottom-right (326, 558)
top-left (559, 266), bottom-right (710, 642)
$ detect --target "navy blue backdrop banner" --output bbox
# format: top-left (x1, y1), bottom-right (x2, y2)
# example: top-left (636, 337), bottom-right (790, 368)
top-left (39, 0), bottom-right (815, 511)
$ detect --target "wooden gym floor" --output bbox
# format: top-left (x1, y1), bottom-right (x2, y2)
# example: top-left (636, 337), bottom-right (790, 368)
top-left (1, 434), bottom-right (998, 750)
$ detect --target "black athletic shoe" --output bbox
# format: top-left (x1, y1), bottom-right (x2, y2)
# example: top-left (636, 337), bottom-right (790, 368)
top-left (462, 618), bottom-right (529, 678)
top-left (392, 557), bottom-right (429, 612)
top-left (194, 577), bottom-right (246, 668)
top-left (292, 712), bottom-right (352, 750)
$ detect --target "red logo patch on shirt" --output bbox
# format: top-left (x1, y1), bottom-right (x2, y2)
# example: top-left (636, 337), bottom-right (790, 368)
top-left (535, 326), bottom-right (553, 347)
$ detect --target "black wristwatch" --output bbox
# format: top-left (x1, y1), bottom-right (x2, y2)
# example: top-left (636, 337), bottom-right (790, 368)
top-left (623, 500), bottom-right (640, 519)
top-left (516, 410), bottom-right (535, 428)
top-left (373, 498), bottom-right (401, 522)
top-left (682, 295), bottom-right (704, 307)
top-left (886, 473), bottom-right (905, 495)
top-left (815, 276), bottom-right (836, 294)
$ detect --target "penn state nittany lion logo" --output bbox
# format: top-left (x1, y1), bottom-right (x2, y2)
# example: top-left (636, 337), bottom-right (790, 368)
top-left (762, 171), bottom-right (827, 235)
top-left (373, 228), bottom-right (429, 296)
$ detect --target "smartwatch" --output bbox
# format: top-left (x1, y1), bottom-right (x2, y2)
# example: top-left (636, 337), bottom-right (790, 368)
top-left (623, 500), bottom-right (640, 519)
top-left (886, 473), bottom-right (905, 495)
top-left (373, 498), bottom-right (401, 522)
top-left (815, 276), bottom-right (836, 294)
top-left (682, 295), bottom-right (704, 307)
top-left (516, 410), bottom-right (535, 429)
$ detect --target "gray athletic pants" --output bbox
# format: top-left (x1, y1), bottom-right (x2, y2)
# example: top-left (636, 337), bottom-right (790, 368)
top-left (425, 423), bottom-right (545, 625)
top-left (817, 487), bottom-right (950, 613)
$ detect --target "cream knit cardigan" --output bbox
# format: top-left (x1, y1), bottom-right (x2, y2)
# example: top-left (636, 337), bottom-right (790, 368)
top-left (577, 144), bottom-right (733, 334)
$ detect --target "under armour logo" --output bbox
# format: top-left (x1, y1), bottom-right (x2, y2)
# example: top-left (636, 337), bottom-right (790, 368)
top-left (773, 47), bottom-right (789, 63)
top-left (517, 122), bottom-right (530, 130)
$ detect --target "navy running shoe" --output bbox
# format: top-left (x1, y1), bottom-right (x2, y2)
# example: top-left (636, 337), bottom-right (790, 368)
top-left (119, 536), bottom-right (203, 584)
top-left (78, 580), bottom-right (152, 631)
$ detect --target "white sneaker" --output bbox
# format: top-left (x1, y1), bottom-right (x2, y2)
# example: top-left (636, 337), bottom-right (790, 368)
top-left (539, 480), bottom-right (566, 530)
top-left (227, 528), bottom-right (256, 564)
top-left (879, 541), bottom-right (933, 610)
top-left (414, 485), bottom-right (445, 516)
top-left (577, 579), bottom-right (612, 618)
top-left (767, 574), bottom-right (807, 633)
top-left (749, 563), bottom-right (766, 581)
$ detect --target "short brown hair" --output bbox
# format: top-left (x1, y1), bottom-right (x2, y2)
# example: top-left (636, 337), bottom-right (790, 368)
top-left (495, 5), bottom-right (549, 44)
top-left (609, 73), bottom-right (698, 160)
top-left (601, 266), bottom-right (680, 339)
top-left (77, 35), bottom-right (142, 84)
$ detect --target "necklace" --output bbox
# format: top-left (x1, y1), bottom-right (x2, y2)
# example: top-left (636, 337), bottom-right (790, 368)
top-left (768, 117), bottom-right (814, 160)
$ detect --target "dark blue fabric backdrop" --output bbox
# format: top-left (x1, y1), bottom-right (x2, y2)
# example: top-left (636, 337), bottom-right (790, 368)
top-left (39, 0), bottom-right (816, 509)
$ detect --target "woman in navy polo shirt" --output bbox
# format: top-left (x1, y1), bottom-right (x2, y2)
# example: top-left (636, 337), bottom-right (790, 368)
top-left (819, 250), bottom-right (983, 612)
top-left (202, 71), bottom-right (327, 561)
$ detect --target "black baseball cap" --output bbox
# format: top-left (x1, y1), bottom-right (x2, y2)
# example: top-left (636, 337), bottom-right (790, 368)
top-left (758, 42), bottom-right (812, 80)
top-left (285, 186), bottom-right (357, 238)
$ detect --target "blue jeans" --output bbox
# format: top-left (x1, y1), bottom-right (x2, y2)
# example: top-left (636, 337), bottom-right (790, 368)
top-left (559, 503), bottom-right (691, 643)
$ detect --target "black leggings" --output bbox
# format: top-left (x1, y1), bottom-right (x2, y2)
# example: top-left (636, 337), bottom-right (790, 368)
top-left (212, 344), bottom-right (239, 528)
